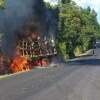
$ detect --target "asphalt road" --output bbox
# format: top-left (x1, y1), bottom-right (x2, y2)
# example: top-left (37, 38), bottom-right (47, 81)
top-left (0, 44), bottom-right (100, 100)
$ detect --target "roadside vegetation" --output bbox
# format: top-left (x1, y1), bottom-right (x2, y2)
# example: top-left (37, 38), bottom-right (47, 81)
top-left (55, 0), bottom-right (100, 60)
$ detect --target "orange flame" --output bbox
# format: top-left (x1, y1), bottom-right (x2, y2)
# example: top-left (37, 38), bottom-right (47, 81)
top-left (10, 55), bottom-right (30, 73)
top-left (10, 43), bottom-right (49, 73)
top-left (10, 46), bottom-right (30, 73)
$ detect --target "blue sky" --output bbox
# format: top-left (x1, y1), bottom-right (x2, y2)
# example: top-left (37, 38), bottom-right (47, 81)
top-left (44, 0), bottom-right (100, 23)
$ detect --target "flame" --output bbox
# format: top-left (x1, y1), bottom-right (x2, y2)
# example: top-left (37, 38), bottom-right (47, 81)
top-left (10, 56), bottom-right (49, 73)
top-left (10, 55), bottom-right (30, 73)
top-left (10, 47), bottom-right (49, 73)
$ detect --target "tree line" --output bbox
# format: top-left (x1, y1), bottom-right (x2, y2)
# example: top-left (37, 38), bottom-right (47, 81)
top-left (56, 0), bottom-right (100, 60)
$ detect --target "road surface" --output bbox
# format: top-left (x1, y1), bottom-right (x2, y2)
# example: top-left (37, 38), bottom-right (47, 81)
top-left (0, 45), bottom-right (100, 100)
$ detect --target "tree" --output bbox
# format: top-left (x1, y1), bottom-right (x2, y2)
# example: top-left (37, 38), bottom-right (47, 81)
top-left (58, 2), bottom-right (82, 59)
top-left (80, 8), bottom-right (99, 51)
top-left (57, 0), bottom-right (100, 60)
top-left (0, 0), bottom-right (5, 9)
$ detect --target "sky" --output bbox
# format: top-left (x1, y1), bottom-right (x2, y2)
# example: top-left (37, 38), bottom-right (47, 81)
top-left (44, 0), bottom-right (100, 23)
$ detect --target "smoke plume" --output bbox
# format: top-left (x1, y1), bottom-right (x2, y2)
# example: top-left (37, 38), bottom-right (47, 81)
top-left (0, 0), bottom-right (46, 58)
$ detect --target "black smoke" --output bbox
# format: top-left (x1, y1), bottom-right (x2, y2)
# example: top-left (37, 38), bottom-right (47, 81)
top-left (0, 0), bottom-right (58, 58)
top-left (0, 0), bottom-right (47, 58)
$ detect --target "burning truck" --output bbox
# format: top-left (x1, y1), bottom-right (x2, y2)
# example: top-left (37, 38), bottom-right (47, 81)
top-left (10, 25), bottom-right (57, 73)
top-left (0, 24), bottom-right (57, 74)
top-left (0, 0), bottom-right (58, 74)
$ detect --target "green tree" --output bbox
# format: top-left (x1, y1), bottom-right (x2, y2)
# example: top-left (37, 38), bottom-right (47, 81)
top-left (0, 0), bottom-right (5, 9)
top-left (58, 2), bottom-right (82, 59)
top-left (57, 0), bottom-right (99, 60)
top-left (80, 8), bottom-right (98, 51)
